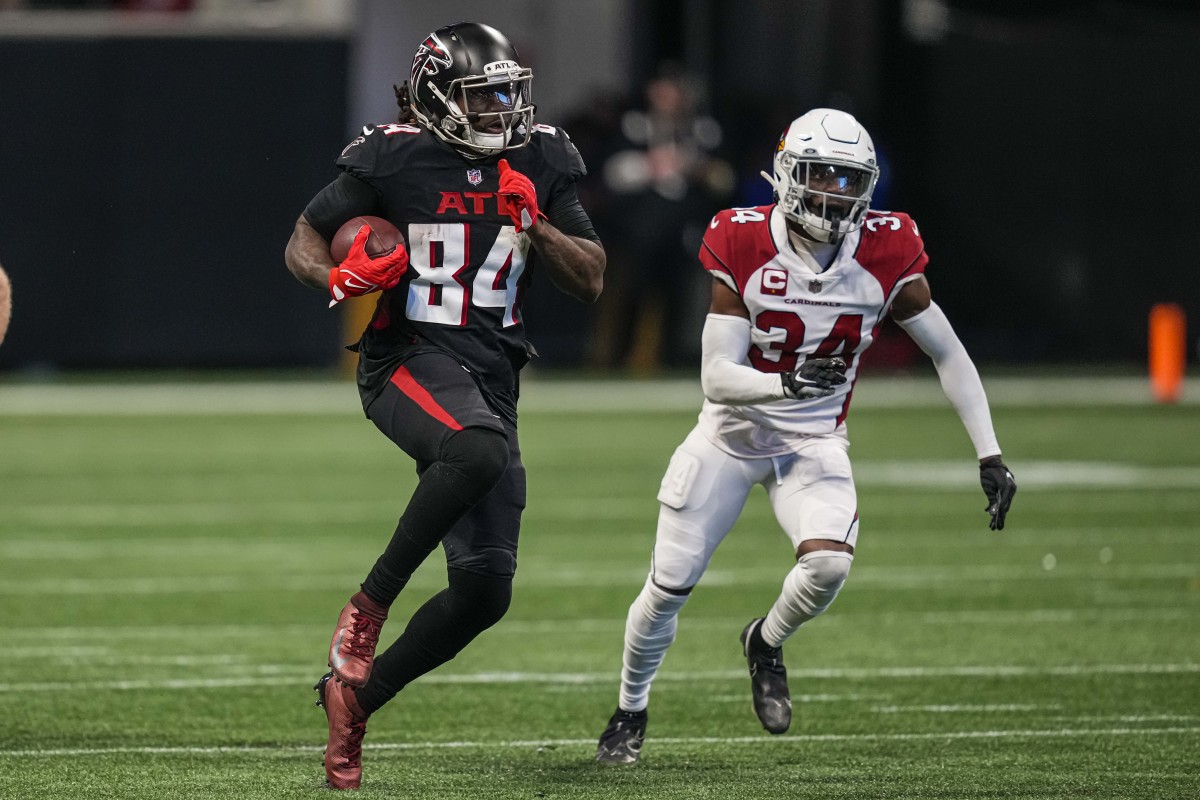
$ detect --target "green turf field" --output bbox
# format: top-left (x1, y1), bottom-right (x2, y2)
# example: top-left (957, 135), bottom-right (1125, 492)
top-left (1, 378), bottom-right (1198, 799)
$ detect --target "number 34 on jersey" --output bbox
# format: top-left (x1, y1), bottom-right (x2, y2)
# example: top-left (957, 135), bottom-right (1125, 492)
top-left (700, 205), bottom-right (929, 394)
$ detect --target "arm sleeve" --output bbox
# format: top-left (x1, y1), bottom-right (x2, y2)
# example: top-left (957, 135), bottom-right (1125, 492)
top-left (301, 172), bottom-right (384, 242)
top-left (543, 181), bottom-right (600, 242)
top-left (895, 302), bottom-right (1001, 459)
top-left (701, 313), bottom-right (789, 405)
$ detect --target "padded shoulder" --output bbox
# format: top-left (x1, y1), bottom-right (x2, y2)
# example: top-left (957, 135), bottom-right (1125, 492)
top-left (697, 206), bottom-right (778, 296)
top-left (854, 210), bottom-right (929, 295)
top-left (526, 123), bottom-right (587, 181)
top-left (335, 123), bottom-right (424, 180)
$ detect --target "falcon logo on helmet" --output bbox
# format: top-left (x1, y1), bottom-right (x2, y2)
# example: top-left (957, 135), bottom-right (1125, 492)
top-left (411, 33), bottom-right (452, 84)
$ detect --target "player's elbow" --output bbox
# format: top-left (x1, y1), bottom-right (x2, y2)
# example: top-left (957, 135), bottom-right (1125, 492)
top-left (284, 219), bottom-right (310, 277)
top-left (700, 371), bottom-right (738, 405)
top-left (578, 273), bottom-right (603, 304)
top-left (570, 240), bottom-right (605, 303)
top-left (283, 234), bottom-right (303, 278)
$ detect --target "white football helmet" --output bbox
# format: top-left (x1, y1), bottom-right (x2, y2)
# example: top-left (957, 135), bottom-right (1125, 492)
top-left (761, 109), bottom-right (879, 243)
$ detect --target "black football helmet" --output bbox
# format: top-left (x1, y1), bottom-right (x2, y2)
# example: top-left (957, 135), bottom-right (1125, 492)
top-left (408, 22), bottom-right (534, 158)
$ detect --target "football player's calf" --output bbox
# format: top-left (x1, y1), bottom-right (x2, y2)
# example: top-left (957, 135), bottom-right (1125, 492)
top-left (328, 590), bottom-right (388, 688)
top-left (744, 551), bottom-right (854, 734)
top-left (597, 578), bottom-right (688, 765)
top-left (760, 551), bottom-right (854, 645)
top-left (314, 672), bottom-right (371, 790)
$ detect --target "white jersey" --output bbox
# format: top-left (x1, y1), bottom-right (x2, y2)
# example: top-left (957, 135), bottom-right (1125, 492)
top-left (697, 205), bottom-right (928, 457)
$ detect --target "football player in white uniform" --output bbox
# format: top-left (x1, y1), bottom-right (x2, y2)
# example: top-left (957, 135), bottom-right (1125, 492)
top-left (595, 109), bottom-right (1017, 763)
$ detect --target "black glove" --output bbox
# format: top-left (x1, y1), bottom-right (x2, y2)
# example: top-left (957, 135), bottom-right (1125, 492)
top-left (979, 456), bottom-right (1016, 530)
top-left (781, 357), bottom-right (848, 400)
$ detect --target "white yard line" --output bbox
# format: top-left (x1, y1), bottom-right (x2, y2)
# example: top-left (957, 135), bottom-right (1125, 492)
top-left (1, 726), bottom-right (1197, 758)
top-left (0, 376), bottom-right (1196, 416)
top-left (1, 607), bottom-right (1191, 643)
top-left (871, 704), bottom-right (1061, 713)
top-left (1, 663), bottom-right (1196, 693)
top-left (711, 693), bottom-right (884, 703)
top-left (0, 562), bottom-right (1193, 596)
top-left (3, 526), bottom-right (1198, 561)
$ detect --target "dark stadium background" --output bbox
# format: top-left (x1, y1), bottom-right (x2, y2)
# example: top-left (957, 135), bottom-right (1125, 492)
top-left (0, 0), bottom-right (1195, 373)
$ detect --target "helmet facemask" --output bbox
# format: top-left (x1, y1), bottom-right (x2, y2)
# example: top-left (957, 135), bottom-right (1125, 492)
top-left (414, 59), bottom-right (534, 158)
top-left (760, 109), bottom-right (881, 244)
top-left (773, 151), bottom-right (878, 243)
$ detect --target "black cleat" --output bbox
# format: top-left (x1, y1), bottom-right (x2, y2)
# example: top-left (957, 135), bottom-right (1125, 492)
top-left (740, 618), bottom-right (792, 734)
top-left (595, 708), bottom-right (647, 764)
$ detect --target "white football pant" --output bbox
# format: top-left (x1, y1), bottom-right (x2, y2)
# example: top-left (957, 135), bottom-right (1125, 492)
top-left (618, 426), bottom-right (858, 712)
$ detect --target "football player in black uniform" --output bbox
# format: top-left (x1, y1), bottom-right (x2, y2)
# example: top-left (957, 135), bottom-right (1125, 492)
top-left (284, 22), bottom-right (605, 790)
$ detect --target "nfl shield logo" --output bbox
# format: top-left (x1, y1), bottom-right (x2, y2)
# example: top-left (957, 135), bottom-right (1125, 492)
top-left (467, 169), bottom-right (483, 186)
top-left (808, 279), bottom-right (823, 293)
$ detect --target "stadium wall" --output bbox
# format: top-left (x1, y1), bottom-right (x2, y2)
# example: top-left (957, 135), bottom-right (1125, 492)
top-left (0, 34), bottom-right (348, 371)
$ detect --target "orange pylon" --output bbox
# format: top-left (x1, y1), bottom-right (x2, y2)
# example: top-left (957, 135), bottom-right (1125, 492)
top-left (1148, 303), bottom-right (1186, 403)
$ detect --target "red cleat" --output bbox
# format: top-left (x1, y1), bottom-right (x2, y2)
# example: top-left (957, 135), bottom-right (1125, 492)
top-left (328, 591), bottom-right (387, 688)
top-left (314, 672), bottom-right (370, 790)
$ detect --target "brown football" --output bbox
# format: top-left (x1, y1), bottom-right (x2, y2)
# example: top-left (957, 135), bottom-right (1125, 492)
top-left (330, 216), bottom-right (405, 263)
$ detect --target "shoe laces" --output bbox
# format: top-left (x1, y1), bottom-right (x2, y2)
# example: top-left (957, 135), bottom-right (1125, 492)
top-left (342, 718), bottom-right (366, 765)
top-left (748, 638), bottom-right (784, 672)
top-left (346, 612), bottom-right (382, 658)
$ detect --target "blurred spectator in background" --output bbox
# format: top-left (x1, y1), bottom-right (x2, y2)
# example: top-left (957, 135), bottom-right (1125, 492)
top-left (588, 64), bottom-right (735, 373)
top-left (0, 261), bottom-right (11, 346)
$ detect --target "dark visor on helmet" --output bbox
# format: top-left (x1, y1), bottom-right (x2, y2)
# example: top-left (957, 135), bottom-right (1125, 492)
top-left (464, 84), bottom-right (523, 113)
top-left (797, 162), bottom-right (872, 197)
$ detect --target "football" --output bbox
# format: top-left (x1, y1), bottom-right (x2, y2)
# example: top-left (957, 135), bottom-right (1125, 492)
top-left (330, 216), bottom-right (405, 263)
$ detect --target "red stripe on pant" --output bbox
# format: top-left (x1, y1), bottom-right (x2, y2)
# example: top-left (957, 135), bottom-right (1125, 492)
top-left (388, 365), bottom-right (464, 431)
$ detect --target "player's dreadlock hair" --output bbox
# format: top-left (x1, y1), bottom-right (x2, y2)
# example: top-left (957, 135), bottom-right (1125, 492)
top-left (394, 81), bottom-right (417, 124)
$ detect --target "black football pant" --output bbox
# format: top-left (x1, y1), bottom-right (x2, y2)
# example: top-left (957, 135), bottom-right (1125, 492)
top-left (354, 353), bottom-right (525, 714)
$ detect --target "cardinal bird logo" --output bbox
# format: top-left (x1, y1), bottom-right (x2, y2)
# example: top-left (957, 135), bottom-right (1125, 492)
top-left (411, 33), bottom-right (452, 84)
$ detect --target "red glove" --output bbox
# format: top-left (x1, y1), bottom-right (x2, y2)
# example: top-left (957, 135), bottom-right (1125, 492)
top-left (328, 225), bottom-right (409, 308)
top-left (497, 158), bottom-right (545, 232)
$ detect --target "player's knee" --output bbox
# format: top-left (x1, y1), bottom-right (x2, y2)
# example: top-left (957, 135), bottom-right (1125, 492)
top-left (802, 551), bottom-right (853, 589)
top-left (447, 568), bottom-right (513, 632)
top-left (441, 427), bottom-right (509, 490)
top-left (792, 550), bottom-right (853, 613)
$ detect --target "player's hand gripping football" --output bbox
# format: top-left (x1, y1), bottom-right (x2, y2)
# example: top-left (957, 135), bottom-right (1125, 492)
top-left (497, 158), bottom-right (545, 232)
top-left (781, 357), bottom-right (847, 400)
top-left (328, 225), bottom-right (409, 308)
top-left (979, 456), bottom-right (1017, 530)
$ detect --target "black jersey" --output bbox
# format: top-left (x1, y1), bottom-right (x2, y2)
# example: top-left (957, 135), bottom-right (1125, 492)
top-left (331, 123), bottom-right (591, 422)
